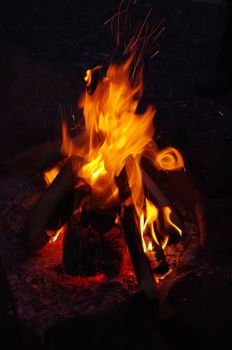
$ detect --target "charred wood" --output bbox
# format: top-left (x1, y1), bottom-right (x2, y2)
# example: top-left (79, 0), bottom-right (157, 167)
top-left (79, 207), bottom-right (117, 234)
top-left (3, 141), bottom-right (62, 175)
top-left (63, 215), bottom-right (124, 278)
top-left (164, 170), bottom-right (206, 246)
top-left (120, 205), bottom-right (158, 300)
top-left (142, 169), bottom-right (182, 224)
top-left (115, 166), bottom-right (158, 300)
top-left (25, 156), bottom-right (82, 250)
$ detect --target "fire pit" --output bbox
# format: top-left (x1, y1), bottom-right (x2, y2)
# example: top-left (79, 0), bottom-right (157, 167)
top-left (0, 6), bottom-right (206, 336)
top-left (24, 41), bottom-right (205, 297)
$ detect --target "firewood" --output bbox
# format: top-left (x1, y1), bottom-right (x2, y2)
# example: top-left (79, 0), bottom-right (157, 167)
top-left (80, 207), bottom-right (117, 234)
top-left (63, 218), bottom-right (99, 277)
top-left (63, 216), bottom-right (124, 278)
top-left (25, 156), bottom-right (83, 250)
top-left (164, 170), bottom-right (206, 246)
top-left (141, 168), bottom-right (183, 233)
top-left (120, 205), bottom-right (158, 300)
top-left (195, 200), bottom-right (206, 247)
top-left (3, 141), bottom-right (62, 174)
top-left (115, 166), bottom-right (158, 300)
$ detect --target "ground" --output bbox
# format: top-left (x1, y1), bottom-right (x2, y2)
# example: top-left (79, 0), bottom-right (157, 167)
top-left (0, 1), bottom-right (232, 349)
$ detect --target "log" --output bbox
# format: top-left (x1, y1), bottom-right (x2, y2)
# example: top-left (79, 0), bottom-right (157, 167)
top-left (195, 200), bottom-right (206, 247)
top-left (25, 156), bottom-right (83, 250)
top-left (63, 213), bottom-right (124, 277)
top-left (2, 141), bottom-right (62, 175)
top-left (80, 207), bottom-right (117, 234)
top-left (141, 168), bottom-right (183, 235)
top-left (163, 170), bottom-right (206, 246)
top-left (120, 205), bottom-right (158, 300)
top-left (115, 166), bottom-right (158, 301)
top-left (62, 219), bottom-right (100, 277)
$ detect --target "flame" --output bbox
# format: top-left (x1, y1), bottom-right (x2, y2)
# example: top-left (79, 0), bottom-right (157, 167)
top-left (60, 53), bottom-right (183, 247)
top-left (155, 268), bottom-right (173, 284)
top-left (61, 54), bottom-right (156, 211)
top-left (154, 147), bottom-right (184, 172)
top-left (60, 54), bottom-right (184, 212)
top-left (47, 225), bottom-right (65, 243)
top-left (44, 48), bottom-right (184, 281)
top-left (44, 166), bottom-right (60, 186)
top-left (163, 206), bottom-right (182, 237)
top-left (139, 199), bottom-right (172, 253)
top-left (84, 69), bottom-right (92, 87)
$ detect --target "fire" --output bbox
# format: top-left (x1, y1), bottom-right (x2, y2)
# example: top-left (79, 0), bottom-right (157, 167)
top-left (47, 225), bottom-right (65, 243)
top-left (154, 147), bottom-right (184, 172)
top-left (44, 165), bottom-right (60, 186)
top-left (163, 206), bottom-right (182, 238)
top-left (45, 50), bottom-right (184, 275)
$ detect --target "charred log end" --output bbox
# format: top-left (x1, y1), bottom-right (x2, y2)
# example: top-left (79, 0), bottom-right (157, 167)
top-left (80, 207), bottom-right (117, 234)
top-left (24, 156), bottom-right (82, 250)
top-left (63, 207), bottom-right (124, 278)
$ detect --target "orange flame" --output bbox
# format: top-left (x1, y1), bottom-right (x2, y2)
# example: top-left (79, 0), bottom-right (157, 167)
top-left (44, 165), bottom-right (60, 186)
top-left (154, 147), bottom-right (184, 172)
top-left (163, 206), bottom-right (182, 237)
top-left (61, 55), bottom-right (156, 211)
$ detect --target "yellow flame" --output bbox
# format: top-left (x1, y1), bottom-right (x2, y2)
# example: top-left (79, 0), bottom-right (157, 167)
top-left (84, 69), bottom-right (92, 86)
top-left (44, 166), bottom-right (60, 186)
top-left (47, 225), bottom-right (65, 243)
top-left (161, 234), bottom-right (169, 250)
top-left (163, 206), bottom-right (182, 237)
top-left (81, 154), bottom-right (107, 184)
top-left (154, 268), bottom-right (172, 284)
top-left (139, 199), bottom-right (160, 252)
top-left (61, 55), bottom-right (155, 211)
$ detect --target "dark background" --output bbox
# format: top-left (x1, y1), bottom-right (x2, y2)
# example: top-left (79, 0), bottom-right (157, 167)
top-left (1, 1), bottom-right (232, 349)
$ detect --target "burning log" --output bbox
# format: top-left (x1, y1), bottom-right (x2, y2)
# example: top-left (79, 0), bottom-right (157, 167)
top-left (63, 218), bottom-right (102, 277)
top-left (164, 170), bottom-right (206, 247)
top-left (141, 168), bottom-right (182, 232)
top-left (120, 205), bottom-right (158, 300)
top-left (25, 156), bottom-right (83, 250)
top-left (79, 207), bottom-right (117, 234)
top-left (63, 209), bottom-right (124, 278)
top-left (115, 167), bottom-right (158, 301)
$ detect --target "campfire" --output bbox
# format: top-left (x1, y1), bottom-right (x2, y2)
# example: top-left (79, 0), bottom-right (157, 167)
top-left (24, 49), bottom-right (202, 301)
top-left (23, 11), bottom-right (205, 303)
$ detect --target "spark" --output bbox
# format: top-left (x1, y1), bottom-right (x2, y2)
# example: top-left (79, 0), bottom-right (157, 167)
top-left (150, 50), bottom-right (159, 59)
top-left (218, 110), bottom-right (224, 117)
